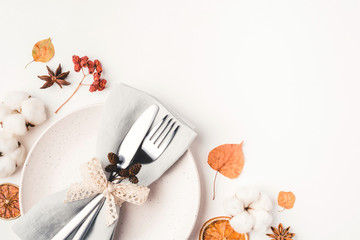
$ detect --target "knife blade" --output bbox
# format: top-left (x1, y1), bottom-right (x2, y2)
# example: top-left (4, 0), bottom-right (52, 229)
top-left (117, 104), bottom-right (159, 168)
top-left (51, 104), bottom-right (159, 240)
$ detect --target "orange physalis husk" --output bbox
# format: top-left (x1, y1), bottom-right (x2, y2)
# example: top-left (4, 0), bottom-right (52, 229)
top-left (199, 216), bottom-right (249, 240)
top-left (25, 38), bottom-right (55, 68)
top-left (208, 142), bottom-right (245, 200)
top-left (277, 191), bottom-right (296, 210)
top-left (0, 183), bottom-right (21, 220)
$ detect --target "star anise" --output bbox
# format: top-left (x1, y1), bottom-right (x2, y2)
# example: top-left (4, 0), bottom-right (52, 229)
top-left (38, 64), bottom-right (70, 89)
top-left (266, 223), bottom-right (295, 240)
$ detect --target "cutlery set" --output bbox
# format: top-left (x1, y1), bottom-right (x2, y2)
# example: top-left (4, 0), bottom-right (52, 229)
top-left (52, 104), bottom-right (180, 240)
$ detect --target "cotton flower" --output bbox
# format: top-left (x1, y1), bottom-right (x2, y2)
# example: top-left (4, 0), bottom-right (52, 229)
top-left (2, 114), bottom-right (27, 136)
top-left (0, 133), bottom-right (26, 177)
top-left (1, 92), bottom-right (47, 136)
top-left (0, 103), bottom-right (11, 123)
top-left (250, 192), bottom-right (272, 212)
top-left (4, 91), bottom-right (30, 111)
top-left (248, 209), bottom-right (272, 232)
top-left (21, 98), bottom-right (46, 125)
top-left (0, 156), bottom-right (17, 178)
top-left (225, 187), bottom-right (273, 234)
top-left (0, 132), bottom-right (18, 154)
top-left (0, 92), bottom-right (47, 177)
top-left (223, 197), bottom-right (244, 216)
top-left (229, 211), bottom-right (254, 233)
top-left (235, 187), bottom-right (260, 206)
top-left (10, 143), bottom-right (26, 167)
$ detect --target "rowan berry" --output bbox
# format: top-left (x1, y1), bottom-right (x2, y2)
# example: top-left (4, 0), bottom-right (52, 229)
top-left (72, 55), bottom-right (80, 64)
top-left (94, 60), bottom-right (102, 73)
top-left (89, 84), bottom-right (96, 92)
top-left (98, 79), bottom-right (107, 91)
top-left (74, 64), bottom-right (81, 72)
top-left (93, 72), bottom-right (101, 81)
top-left (80, 56), bottom-right (89, 67)
top-left (87, 60), bottom-right (95, 74)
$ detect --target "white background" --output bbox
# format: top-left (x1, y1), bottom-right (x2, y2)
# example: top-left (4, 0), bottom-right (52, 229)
top-left (1, 0), bottom-right (360, 239)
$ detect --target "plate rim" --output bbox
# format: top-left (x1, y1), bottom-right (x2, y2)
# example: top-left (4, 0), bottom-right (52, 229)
top-left (19, 103), bottom-right (201, 239)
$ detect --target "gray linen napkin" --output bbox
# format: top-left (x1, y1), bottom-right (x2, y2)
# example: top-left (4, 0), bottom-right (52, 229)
top-left (13, 83), bottom-right (197, 240)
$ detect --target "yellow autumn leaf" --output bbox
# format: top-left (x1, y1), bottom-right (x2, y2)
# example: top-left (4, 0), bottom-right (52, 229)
top-left (26, 38), bottom-right (55, 68)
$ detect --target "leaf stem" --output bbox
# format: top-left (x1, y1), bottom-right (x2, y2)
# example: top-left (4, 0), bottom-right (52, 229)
top-left (25, 60), bottom-right (34, 68)
top-left (54, 72), bottom-right (90, 114)
top-left (212, 171), bottom-right (219, 200)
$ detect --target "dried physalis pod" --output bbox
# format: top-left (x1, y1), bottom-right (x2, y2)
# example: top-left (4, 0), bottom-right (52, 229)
top-left (108, 152), bottom-right (120, 165)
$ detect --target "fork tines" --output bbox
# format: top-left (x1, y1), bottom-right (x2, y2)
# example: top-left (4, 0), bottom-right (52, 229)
top-left (148, 115), bottom-right (180, 149)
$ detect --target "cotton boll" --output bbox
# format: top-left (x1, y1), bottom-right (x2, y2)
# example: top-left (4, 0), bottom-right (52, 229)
top-left (2, 114), bottom-right (27, 136)
top-left (229, 211), bottom-right (255, 234)
top-left (21, 98), bottom-right (47, 125)
top-left (224, 197), bottom-right (244, 216)
top-left (235, 187), bottom-right (260, 207)
top-left (0, 155), bottom-right (17, 178)
top-left (0, 132), bottom-right (18, 154)
top-left (10, 144), bottom-right (26, 167)
top-left (248, 209), bottom-right (272, 232)
top-left (0, 103), bottom-right (11, 122)
top-left (4, 91), bottom-right (30, 111)
top-left (250, 193), bottom-right (272, 212)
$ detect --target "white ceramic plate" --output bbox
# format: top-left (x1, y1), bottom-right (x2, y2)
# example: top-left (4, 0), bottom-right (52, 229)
top-left (20, 104), bottom-right (200, 240)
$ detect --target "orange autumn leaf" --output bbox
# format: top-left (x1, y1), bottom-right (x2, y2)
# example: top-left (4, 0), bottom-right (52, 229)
top-left (208, 142), bottom-right (245, 200)
top-left (26, 38), bottom-right (55, 68)
top-left (278, 191), bottom-right (296, 210)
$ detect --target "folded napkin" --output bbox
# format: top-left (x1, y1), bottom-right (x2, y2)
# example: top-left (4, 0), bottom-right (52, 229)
top-left (13, 83), bottom-right (197, 240)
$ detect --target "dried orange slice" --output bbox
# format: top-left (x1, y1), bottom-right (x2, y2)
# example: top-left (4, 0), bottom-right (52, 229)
top-left (199, 216), bottom-right (249, 240)
top-left (0, 183), bottom-right (21, 220)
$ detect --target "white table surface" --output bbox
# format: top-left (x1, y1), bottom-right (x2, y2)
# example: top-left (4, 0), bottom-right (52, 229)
top-left (1, 0), bottom-right (360, 239)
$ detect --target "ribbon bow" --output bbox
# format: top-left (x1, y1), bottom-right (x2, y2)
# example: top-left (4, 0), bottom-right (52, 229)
top-left (65, 158), bottom-right (150, 226)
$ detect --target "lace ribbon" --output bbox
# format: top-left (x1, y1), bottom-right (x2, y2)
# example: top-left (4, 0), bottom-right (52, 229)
top-left (65, 158), bottom-right (150, 227)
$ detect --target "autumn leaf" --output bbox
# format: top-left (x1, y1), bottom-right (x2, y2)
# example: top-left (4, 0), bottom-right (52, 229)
top-left (208, 142), bottom-right (245, 200)
top-left (278, 191), bottom-right (296, 210)
top-left (25, 38), bottom-right (55, 68)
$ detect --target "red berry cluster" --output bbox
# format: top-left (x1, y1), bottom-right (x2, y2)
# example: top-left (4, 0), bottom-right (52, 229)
top-left (72, 55), bottom-right (107, 92)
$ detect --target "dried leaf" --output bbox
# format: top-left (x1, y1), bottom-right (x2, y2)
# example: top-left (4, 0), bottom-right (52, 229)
top-left (33, 38), bottom-right (55, 62)
top-left (208, 142), bottom-right (245, 199)
top-left (278, 191), bottom-right (296, 210)
top-left (26, 38), bottom-right (55, 68)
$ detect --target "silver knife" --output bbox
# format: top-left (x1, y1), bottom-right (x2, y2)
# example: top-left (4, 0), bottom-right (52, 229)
top-left (117, 104), bottom-right (159, 168)
top-left (51, 104), bottom-right (159, 240)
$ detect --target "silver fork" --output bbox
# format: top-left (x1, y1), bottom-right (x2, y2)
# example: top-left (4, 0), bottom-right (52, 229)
top-left (53, 115), bottom-right (180, 240)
